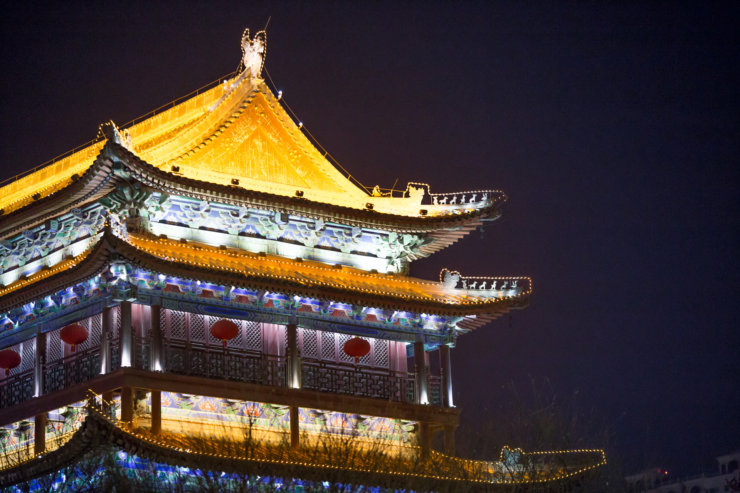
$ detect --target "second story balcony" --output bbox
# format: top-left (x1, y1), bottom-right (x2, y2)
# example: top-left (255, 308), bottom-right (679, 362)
top-left (0, 303), bottom-right (451, 419)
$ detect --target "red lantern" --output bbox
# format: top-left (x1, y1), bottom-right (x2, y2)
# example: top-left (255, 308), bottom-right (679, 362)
top-left (60, 324), bottom-right (88, 352)
top-left (0, 349), bottom-right (21, 376)
top-left (210, 319), bottom-right (239, 348)
top-left (343, 337), bottom-right (371, 363)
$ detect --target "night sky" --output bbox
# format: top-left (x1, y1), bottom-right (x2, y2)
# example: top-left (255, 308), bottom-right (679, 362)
top-left (1, 2), bottom-right (737, 477)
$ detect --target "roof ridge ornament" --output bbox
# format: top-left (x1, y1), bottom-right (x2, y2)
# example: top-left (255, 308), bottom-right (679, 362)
top-left (240, 28), bottom-right (266, 79)
top-left (98, 121), bottom-right (133, 151)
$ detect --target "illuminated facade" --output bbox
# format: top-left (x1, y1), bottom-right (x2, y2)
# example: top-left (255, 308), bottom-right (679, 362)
top-left (0, 30), bottom-right (604, 489)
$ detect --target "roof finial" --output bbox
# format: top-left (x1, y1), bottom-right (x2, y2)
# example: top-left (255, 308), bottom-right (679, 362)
top-left (240, 28), bottom-right (266, 79)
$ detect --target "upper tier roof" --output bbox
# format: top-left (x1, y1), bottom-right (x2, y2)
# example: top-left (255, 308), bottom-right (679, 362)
top-left (0, 32), bottom-right (503, 222)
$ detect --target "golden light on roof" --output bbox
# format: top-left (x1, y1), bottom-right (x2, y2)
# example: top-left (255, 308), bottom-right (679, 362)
top-left (124, 231), bottom-right (523, 306)
top-left (0, 31), bottom-right (505, 220)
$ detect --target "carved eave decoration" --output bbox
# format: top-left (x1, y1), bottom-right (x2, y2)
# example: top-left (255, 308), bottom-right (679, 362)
top-left (0, 140), bottom-right (506, 260)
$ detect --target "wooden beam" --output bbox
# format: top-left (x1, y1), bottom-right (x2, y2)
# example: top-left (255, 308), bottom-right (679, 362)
top-left (0, 368), bottom-right (460, 428)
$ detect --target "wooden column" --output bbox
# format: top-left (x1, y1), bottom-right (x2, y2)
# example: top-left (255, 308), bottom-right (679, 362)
top-left (418, 421), bottom-right (432, 456)
top-left (286, 323), bottom-right (300, 389)
top-left (34, 332), bottom-right (46, 397)
top-left (120, 301), bottom-right (133, 367)
top-left (440, 344), bottom-right (453, 407)
top-left (34, 413), bottom-right (46, 455)
top-left (444, 424), bottom-right (456, 455)
top-left (414, 341), bottom-right (428, 404)
top-left (150, 304), bottom-right (162, 371)
top-left (100, 306), bottom-right (113, 375)
top-left (150, 390), bottom-right (161, 435)
top-left (289, 405), bottom-right (300, 449)
top-left (120, 386), bottom-right (134, 422)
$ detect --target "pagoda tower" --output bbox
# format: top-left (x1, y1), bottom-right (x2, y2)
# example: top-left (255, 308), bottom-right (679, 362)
top-left (0, 30), bottom-right (604, 489)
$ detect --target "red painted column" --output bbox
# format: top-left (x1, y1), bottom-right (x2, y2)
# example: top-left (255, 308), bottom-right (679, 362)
top-left (34, 413), bottom-right (46, 455)
top-left (290, 405), bottom-right (300, 449)
top-left (150, 304), bottom-right (162, 371)
top-left (120, 301), bottom-right (133, 367)
top-left (286, 323), bottom-right (301, 389)
top-left (120, 386), bottom-right (134, 422)
top-left (414, 341), bottom-right (429, 404)
top-left (100, 307), bottom-right (113, 374)
top-left (34, 332), bottom-right (46, 397)
top-left (151, 390), bottom-right (161, 435)
top-left (440, 344), bottom-right (453, 407)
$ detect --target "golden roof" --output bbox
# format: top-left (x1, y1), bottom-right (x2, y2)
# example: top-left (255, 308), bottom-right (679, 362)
top-left (0, 34), bottom-right (502, 220)
top-left (124, 231), bottom-right (529, 308)
top-left (0, 74), bottom-right (367, 214)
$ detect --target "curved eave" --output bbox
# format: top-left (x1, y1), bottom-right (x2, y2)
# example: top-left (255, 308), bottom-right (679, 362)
top-left (1, 73), bottom-right (504, 225)
top-left (0, 142), bottom-right (506, 253)
top-left (0, 153), bottom-right (117, 240)
top-left (0, 229), bottom-right (529, 321)
top-left (0, 406), bottom-right (605, 488)
top-left (117, 142), bottom-right (505, 239)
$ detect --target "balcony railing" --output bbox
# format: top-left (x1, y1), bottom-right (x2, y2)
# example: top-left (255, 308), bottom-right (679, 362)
top-left (0, 338), bottom-right (444, 410)
top-left (0, 369), bottom-right (34, 409)
top-left (163, 342), bottom-right (287, 388)
top-left (301, 358), bottom-right (431, 405)
top-left (133, 334), bottom-right (149, 372)
top-left (428, 375), bottom-right (442, 406)
top-left (44, 347), bottom-right (100, 394)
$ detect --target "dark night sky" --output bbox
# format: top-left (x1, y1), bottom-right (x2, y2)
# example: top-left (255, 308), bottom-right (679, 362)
top-left (1, 2), bottom-right (738, 476)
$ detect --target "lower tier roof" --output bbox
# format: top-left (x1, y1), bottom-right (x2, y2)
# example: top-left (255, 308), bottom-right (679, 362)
top-left (0, 395), bottom-right (606, 489)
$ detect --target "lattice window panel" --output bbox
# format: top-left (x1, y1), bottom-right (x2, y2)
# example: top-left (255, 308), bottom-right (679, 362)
top-left (47, 329), bottom-right (63, 364)
top-left (75, 314), bottom-right (101, 353)
top-left (231, 319), bottom-right (244, 348)
top-left (320, 332), bottom-right (336, 361)
top-left (298, 328), bottom-right (319, 359)
top-left (167, 310), bottom-right (187, 342)
top-left (189, 314), bottom-right (207, 345)
top-left (20, 340), bottom-right (35, 372)
top-left (90, 313), bottom-right (102, 348)
top-left (204, 315), bottom-right (217, 347)
top-left (373, 339), bottom-right (389, 368)
top-left (336, 333), bottom-right (355, 363)
top-left (77, 316), bottom-right (88, 351)
top-left (244, 321), bottom-right (262, 351)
